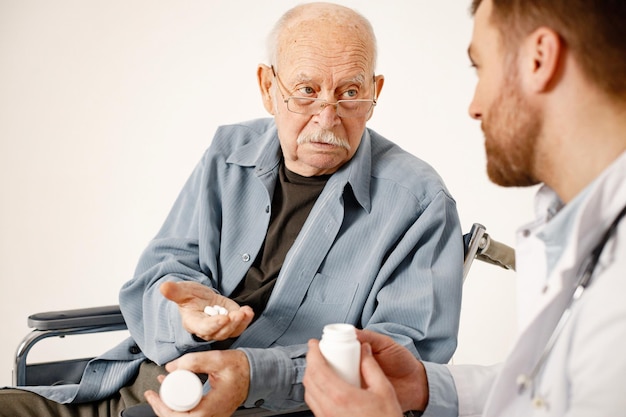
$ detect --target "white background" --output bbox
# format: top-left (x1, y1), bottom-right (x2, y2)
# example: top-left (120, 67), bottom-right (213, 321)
top-left (0, 0), bottom-right (537, 387)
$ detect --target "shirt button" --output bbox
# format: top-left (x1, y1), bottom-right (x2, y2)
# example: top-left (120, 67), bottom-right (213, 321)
top-left (254, 399), bottom-right (265, 407)
top-left (265, 205), bottom-right (270, 213)
top-left (522, 229), bottom-right (531, 237)
top-left (242, 253), bottom-right (251, 262)
top-left (129, 344), bottom-right (141, 354)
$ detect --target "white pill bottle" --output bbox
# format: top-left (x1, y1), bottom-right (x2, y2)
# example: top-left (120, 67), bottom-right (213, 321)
top-left (318, 323), bottom-right (361, 387)
top-left (159, 369), bottom-right (203, 412)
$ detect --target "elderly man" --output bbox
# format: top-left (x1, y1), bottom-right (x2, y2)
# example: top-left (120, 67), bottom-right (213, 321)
top-left (0, 3), bottom-right (463, 416)
top-left (303, 0), bottom-right (626, 416)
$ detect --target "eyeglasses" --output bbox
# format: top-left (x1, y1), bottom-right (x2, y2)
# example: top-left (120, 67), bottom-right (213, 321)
top-left (271, 66), bottom-right (377, 118)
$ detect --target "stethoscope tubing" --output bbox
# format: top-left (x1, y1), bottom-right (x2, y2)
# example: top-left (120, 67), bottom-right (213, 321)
top-left (517, 203), bottom-right (626, 399)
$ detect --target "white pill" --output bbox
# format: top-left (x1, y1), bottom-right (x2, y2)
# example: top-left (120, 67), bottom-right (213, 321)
top-left (204, 305), bottom-right (228, 316)
top-left (159, 369), bottom-right (203, 412)
top-left (203, 306), bottom-right (218, 316)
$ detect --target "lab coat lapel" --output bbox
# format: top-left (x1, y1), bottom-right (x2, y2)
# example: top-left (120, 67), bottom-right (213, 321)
top-left (482, 276), bottom-right (574, 417)
top-left (484, 151), bottom-right (626, 416)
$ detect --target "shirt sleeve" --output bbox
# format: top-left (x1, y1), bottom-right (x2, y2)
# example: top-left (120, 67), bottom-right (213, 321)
top-left (119, 152), bottom-right (216, 364)
top-left (238, 345), bottom-right (308, 411)
top-left (365, 190), bottom-right (464, 364)
top-left (421, 361), bottom-right (459, 417)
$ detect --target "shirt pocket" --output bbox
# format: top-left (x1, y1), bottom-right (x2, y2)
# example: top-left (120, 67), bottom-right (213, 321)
top-left (275, 273), bottom-right (359, 345)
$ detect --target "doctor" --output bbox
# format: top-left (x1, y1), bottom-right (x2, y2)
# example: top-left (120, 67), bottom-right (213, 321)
top-left (303, 0), bottom-right (626, 416)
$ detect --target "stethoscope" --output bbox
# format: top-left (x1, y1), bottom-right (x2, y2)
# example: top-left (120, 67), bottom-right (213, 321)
top-left (516, 204), bottom-right (626, 409)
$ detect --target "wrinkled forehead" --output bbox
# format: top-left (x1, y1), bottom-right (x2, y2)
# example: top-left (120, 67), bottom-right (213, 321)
top-left (276, 13), bottom-right (376, 74)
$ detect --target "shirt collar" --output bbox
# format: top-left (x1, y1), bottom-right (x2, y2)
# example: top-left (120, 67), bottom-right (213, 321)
top-left (226, 122), bottom-right (282, 175)
top-left (326, 128), bottom-right (372, 212)
top-left (524, 149), bottom-right (626, 278)
top-left (535, 186), bottom-right (586, 277)
top-left (227, 120), bottom-right (372, 212)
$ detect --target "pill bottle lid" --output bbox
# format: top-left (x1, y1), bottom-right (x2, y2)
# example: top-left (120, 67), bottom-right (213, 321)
top-left (159, 369), bottom-right (203, 412)
top-left (321, 323), bottom-right (357, 341)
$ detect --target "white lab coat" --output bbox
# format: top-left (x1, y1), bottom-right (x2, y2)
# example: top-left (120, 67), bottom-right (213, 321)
top-left (449, 151), bottom-right (626, 417)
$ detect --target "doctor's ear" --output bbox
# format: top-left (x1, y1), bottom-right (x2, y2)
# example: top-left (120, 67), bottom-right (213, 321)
top-left (257, 64), bottom-right (276, 115)
top-left (522, 27), bottom-right (563, 93)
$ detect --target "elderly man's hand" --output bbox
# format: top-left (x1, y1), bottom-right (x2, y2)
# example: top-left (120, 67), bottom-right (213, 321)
top-left (160, 281), bottom-right (254, 341)
top-left (144, 349), bottom-right (250, 417)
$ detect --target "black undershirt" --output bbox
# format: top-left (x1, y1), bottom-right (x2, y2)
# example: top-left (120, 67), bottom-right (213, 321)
top-left (229, 162), bottom-right (330, 317)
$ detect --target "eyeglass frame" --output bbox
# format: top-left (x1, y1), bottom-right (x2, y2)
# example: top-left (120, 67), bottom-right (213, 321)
top-left (270, 65), bottom-right (378, 118)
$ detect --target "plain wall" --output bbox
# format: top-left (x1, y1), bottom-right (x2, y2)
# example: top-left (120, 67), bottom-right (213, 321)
top-left (0, 0), bottom-right (537, 387)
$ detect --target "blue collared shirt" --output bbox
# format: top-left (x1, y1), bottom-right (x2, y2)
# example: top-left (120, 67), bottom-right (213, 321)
top-left (19, 118), bottom-right (464, 410)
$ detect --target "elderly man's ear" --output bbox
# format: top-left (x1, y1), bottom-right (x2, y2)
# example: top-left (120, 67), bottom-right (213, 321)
top-left (368, 74), bottom-right (385, 121)
top-left (257, 64), bottom-right (276, 115)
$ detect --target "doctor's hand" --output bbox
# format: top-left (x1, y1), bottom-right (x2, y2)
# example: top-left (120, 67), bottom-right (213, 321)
top-left (160, 281), bottom-right (254, 342)
top-left (357, 329), bottom-right (429, 412)
top-left (144, 349), bottom-right (250, 417)
top-left (304, 339), bottom-right (403, 417)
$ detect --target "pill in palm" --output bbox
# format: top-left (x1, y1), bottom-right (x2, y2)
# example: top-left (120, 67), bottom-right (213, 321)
top-left (204, 305), bottom-right (228, 316)
top-left (203, 306), bottom-right (218, 316)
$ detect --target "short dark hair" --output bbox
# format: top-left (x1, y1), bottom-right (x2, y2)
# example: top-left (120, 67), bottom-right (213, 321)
top-left (471, 0), bottom-right (626, 101)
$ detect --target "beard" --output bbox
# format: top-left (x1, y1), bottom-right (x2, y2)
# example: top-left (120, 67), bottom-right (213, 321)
top-left (482, 67), bottom-right (542, 187)
top-left (297, 129), bottom-right (351, 151)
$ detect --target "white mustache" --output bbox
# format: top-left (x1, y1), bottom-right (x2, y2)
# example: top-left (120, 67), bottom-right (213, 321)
top-left (297, 130), bottom-right (351, 151)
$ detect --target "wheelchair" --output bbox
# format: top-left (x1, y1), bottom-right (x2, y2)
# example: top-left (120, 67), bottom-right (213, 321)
top-left (13, 223), bottom-right (514, 416)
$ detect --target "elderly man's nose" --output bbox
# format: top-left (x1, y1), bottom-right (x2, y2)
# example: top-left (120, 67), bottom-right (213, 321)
top-left (316, 103), bottom-right (341, 127)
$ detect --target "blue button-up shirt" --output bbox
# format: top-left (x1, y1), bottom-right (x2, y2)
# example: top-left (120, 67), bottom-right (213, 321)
top-left (20, 118), bottom-right (463, 411)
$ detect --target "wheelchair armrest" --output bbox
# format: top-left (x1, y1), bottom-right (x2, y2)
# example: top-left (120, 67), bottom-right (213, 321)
top-left (27, 305), bottom-right (125, 331)
top-left (463, 223), bottom-right (516, 281)
top-left (476, 235), bottom-right (516, 271)
top-left (15, 305), bottom-right (127, 386)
